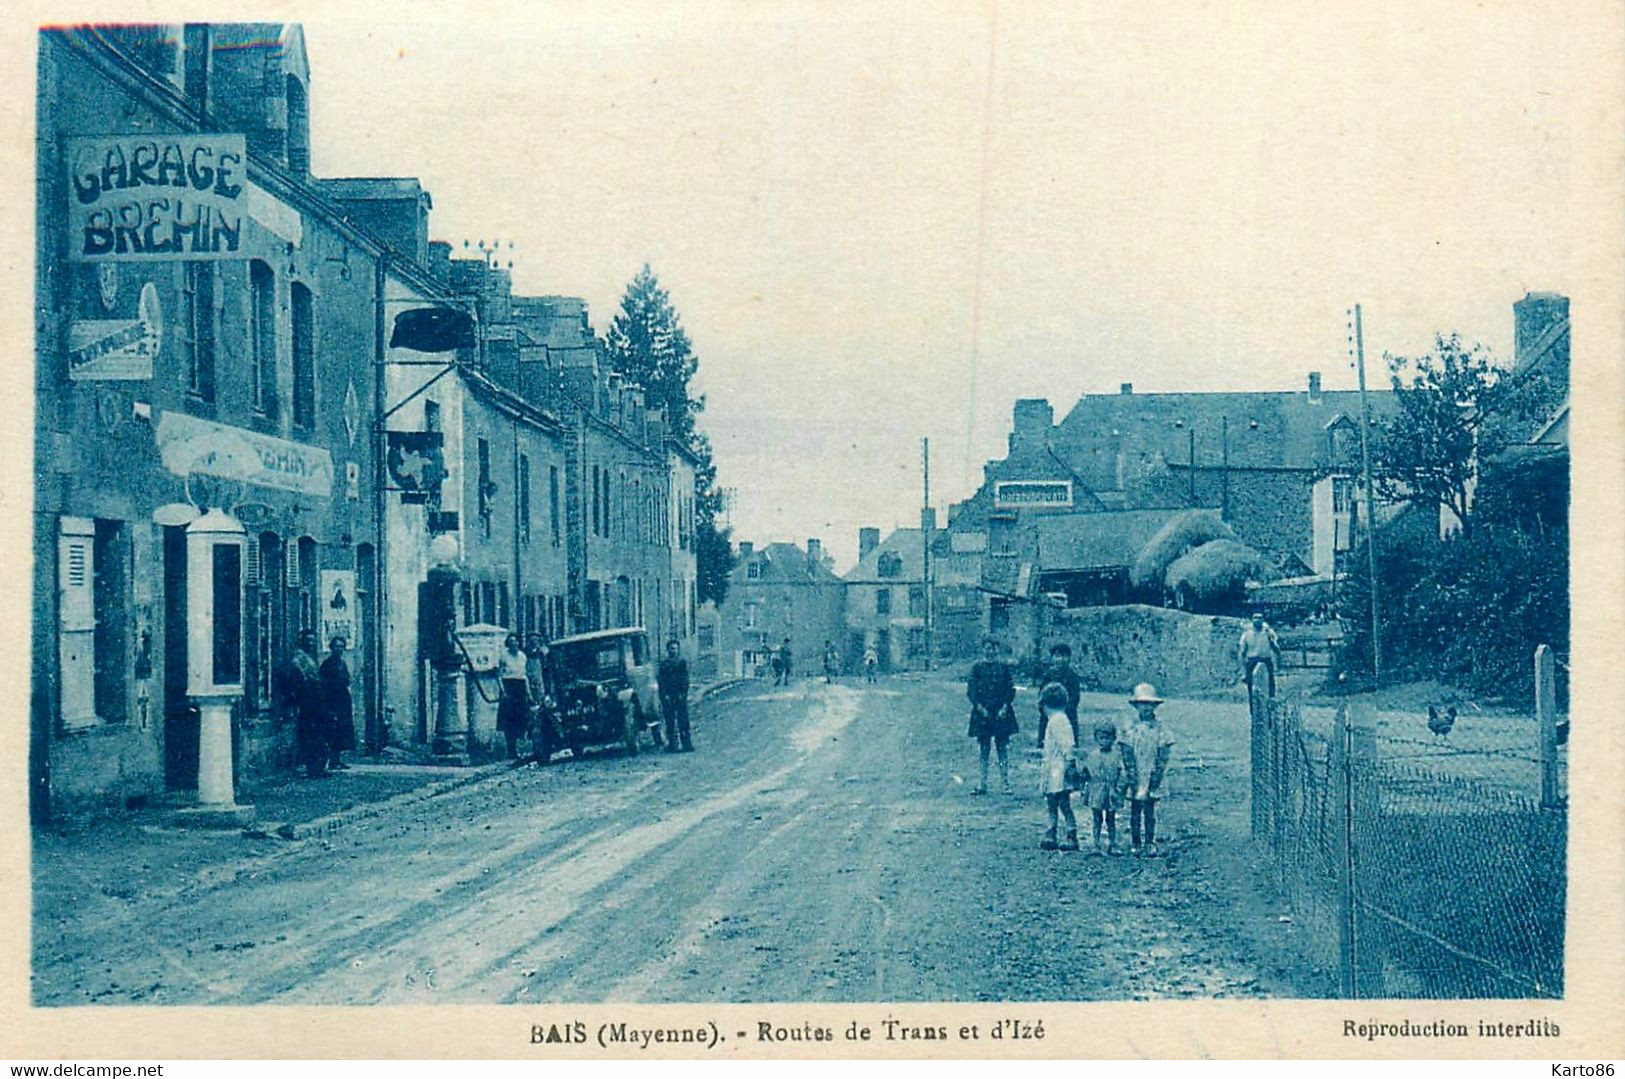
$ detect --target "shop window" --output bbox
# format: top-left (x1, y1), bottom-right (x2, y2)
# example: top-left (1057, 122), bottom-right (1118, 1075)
top-left (291, 283), bottom-right (315, 429)
top-left (250, 260), bottom-right (277, 417)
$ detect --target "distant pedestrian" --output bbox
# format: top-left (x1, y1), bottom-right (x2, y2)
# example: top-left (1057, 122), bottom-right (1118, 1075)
top-left (525, 634), bottom-right (559, 763)
top-left (862, 646), bottom-right (879, 683)
top-left (822, 640), bottom-right (839, 683)
top-left (1079, 719), bottom-right (1130, 856)
top-left (966, 637), bottom-right (1018, 795)
top-left (1036, 682), bottom-right (1079, 851)
top-left (497, 633), bottom-right (529, 761)
top-left (1121, 682), bottom-right (1175, 857)
top-left (776, 637), bottom-right (794, 686)
top-left (658, 638), bottom-right (693, 752)
top-left (283, 631), bottom-right (326, 778)
top-left (1238, 611), bottom-right (1281, 699)
top-left (319, 635), bottom-right (355, 772)
top-left (1036, 642), bottom-right (1082, 749)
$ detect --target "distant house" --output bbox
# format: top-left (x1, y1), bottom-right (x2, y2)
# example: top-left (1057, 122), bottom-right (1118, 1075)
top-left (715, 539), bottom-right (845, 678)
top-left (841, 528), bottom-right (928, 671)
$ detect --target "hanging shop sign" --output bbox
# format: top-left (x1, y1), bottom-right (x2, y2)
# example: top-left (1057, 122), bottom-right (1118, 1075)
top-left (68, 134), bottom-right (248, 261)
top-left (320, 570), bottom-right (357, 651)
top-left (68, 280), bottom-right (163, 380)
top-left (385, 430), bottom-right (446, 504)
top-left (156, 411), bottom-right (334, 498)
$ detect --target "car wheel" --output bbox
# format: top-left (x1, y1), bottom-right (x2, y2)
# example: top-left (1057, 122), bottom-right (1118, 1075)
top-left (623, 703), bottom-right (640, 757)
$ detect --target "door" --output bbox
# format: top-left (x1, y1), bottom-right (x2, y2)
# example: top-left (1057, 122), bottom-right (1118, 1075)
top-left (875, 629), bottom-right (892, 673)
top-left (162, 525), bottom-right (198, 790)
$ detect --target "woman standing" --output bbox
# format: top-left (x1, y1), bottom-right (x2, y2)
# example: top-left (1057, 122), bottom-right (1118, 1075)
top-left (319, 635), bottom-right (355, 772)
top-left (286, 631), bottom-right (325, 778)
top-left (966, 637), bottom-right (1018, 794)
top-left (497, 633), bottom-right (530, 761)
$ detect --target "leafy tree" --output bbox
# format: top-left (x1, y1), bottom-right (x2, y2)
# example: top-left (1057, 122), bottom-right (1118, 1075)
top-left (603, 264), bottom-right (734, 605)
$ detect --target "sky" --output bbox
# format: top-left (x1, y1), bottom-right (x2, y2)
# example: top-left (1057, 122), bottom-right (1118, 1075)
top-left (300, 2), bottom-right (1596, 571)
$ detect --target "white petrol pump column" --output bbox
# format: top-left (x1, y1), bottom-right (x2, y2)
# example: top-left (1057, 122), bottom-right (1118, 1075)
top-left (185, 508), bottom-right (252, 817)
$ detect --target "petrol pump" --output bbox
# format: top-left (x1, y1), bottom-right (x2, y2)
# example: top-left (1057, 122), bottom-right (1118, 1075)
top-left (179, 507), bottom-right (255, 825)
top-left (421, 532), bottom-right (468, 760)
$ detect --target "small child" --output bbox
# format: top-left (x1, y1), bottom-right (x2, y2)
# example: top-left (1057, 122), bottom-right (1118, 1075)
top-left (1080, 718), bottom-right (1130, 855)
top-left (1121, 682), bottom-right (1176, 857)
top-left (1037, 682), bottom-right (1079, 851)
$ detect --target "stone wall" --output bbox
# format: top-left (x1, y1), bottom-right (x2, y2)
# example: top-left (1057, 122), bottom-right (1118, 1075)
top-left (1048, 604), bottom-right (1246, 696)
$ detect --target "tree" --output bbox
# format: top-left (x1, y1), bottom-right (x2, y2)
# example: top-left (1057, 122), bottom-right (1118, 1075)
top-left (603, 264), bottom-right (734, 605)
top-left (1374, 334), bottom-right (1516, 533)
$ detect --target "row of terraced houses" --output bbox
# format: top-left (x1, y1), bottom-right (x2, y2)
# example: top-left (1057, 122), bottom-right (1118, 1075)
top-left (33, 24), bottom-right (703, 820)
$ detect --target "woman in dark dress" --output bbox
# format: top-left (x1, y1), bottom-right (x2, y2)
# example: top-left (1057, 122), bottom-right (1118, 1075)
top-left (319, 635), bottom-right (355, 771)
top-left (966, 636), bottom-right (1018, 794)
top-left (286, 631), bottom-right (326, 778)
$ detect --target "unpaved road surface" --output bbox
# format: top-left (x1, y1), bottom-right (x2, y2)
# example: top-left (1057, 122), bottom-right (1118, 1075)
top-left (33, 676), bottom-right (1310, 1004)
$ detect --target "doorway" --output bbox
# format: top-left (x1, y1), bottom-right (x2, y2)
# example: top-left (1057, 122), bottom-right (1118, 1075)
top-left (161, 525), bottom-right (197, 791)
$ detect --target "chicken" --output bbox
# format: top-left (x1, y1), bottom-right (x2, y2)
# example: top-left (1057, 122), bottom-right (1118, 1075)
top-left (1427, 705), bottom-right (1457, 740)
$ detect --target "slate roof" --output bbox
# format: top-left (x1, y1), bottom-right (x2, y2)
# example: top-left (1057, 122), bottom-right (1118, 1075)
top-left (842, 528), bottom-right (925, 583)
top-left (736, 542), bottom-right (842, 584)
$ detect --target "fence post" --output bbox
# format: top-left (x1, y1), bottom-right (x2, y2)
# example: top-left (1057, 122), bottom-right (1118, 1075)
top-left (1536, 645), bottom-right (1560, 809)
top-left (1250, 691), bottom-right (1268, 838)
top-left (1333, 697), bottom-right (1380, 997)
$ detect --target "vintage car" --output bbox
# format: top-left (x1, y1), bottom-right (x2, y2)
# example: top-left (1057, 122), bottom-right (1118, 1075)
top-left (541, 627), bottom-right (664, 760)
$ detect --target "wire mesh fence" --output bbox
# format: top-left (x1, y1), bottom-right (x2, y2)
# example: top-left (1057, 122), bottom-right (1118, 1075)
top-left (1252, 693), bottom-right (1566, 998)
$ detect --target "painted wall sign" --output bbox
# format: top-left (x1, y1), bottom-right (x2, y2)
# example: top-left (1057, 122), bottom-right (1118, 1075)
top-left (993, 480), bottom-right (1073, 509)
top-left (68, 281), bottom-right (162, 380)
top-left (68, 134), bottom-right (248, 261)
top-left (156, 411), bottom-right (334, 498)
top-left (320, 570), bottom-right (357, 651)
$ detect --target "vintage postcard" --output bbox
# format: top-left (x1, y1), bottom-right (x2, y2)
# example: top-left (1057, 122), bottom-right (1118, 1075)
top-left (3, 0), bottom-right (1622, 1062)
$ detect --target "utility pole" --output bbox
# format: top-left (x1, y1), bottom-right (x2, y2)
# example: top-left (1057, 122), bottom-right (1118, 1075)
top-left (1351, 304), bottom-right (1383, 688)
top-left (1187, 426), bottom-right (1197, 505)
top-left (1221, 414), bottom-right (1231, 521)
top-left (922, 437), bottom-right (934, 670)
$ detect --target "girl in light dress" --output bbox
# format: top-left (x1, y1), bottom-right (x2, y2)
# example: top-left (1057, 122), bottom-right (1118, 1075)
top-left (1079, 719), bottom-right (1130, 855)
top-left (1036, 682), bottom-right (1079, 851)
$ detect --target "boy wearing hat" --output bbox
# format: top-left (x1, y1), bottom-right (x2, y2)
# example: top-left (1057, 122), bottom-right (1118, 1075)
top-left (1120, 682), bottom-right (1175, 856)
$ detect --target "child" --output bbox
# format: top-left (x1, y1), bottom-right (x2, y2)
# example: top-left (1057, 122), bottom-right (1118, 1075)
top-left (1036, 682), bottom-right (1079, 851)
top-left (1120, 682), bottom-right (1175, 857)
top-left (1080, 718), bottom-right (1129, 855)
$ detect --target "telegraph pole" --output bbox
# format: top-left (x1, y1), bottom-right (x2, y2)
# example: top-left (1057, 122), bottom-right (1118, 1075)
top-left (1351, 304), bottom-right (1383, 688)
top-left (922, 437), bottom-right (934, 669)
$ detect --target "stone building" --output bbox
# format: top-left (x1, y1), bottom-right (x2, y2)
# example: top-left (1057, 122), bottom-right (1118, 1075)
top-left (715, 541), bottom-right (845, 678)
top-left (841, 528), bottom-right (931, 672)
top-left (33, 25), bottom-right (392, 817)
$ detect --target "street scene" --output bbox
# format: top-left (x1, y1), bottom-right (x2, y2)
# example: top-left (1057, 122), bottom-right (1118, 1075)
top-left (29, 14), bottom-right (1578, 1013)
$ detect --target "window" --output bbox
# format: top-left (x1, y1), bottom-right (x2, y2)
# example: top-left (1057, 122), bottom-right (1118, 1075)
top-left (744, 602), bottom-right (758, 628)
top-left (519, 454), bottom-right (531, 545)
top-left (746, 560), bottom-right (761, 580)
top-left (498, 582), bottom-right (510, 628)
top-left (876, 587), bottom-right (892, 615)
top-left (424, 400), bottom-right (441, 432)
top-left (478, 438), bottom-right (492, 538)
top-left (592, 465), bottom-right (601, 537)
top-left (1332, 476), bottom-right (1355, 515)
top-left (250, 260), bottom-right (277, 416)
top-left (549, 465), bottom-right (561, 546)
top-left (295, 537), bottom-right (318, 634)
top-left (877, 551), bottom-right (904, 578)
top-left (908, 585), bottom-right (926, 617)
top-left (291, 282), bottom-right (315, 429)
top-left (183, 262), bottom-right (215, 401)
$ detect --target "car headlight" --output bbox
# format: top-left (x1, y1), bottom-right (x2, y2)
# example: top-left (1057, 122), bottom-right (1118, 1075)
top-left (596, 685), bottom-right (609, 700)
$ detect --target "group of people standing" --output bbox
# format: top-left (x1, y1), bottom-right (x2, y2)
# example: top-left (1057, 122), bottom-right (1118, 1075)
top-left (283, 632), bottom-right (356, 779)
top-left (966, 638), bottom-right (1175, 857)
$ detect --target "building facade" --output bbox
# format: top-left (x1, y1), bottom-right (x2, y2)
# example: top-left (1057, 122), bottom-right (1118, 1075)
top-left (715, 541), bottom-right (845, 677)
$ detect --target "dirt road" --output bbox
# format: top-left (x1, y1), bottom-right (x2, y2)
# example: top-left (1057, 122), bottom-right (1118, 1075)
top-left (33, 676), bottom-right (1314, 1004)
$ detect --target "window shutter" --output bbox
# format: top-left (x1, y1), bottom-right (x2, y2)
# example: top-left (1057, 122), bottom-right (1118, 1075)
top-left (58, 517), bottom-right (97, 727)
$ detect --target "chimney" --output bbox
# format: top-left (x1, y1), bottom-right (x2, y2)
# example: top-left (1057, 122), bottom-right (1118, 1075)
top-left (738, 540), bottom-right (754, 559)
top-left (1307, 371), bottom-right (1322, 403)
top-left (920, 507), bottom-right (937, 533)
top-left (1120, 382), bottom-right (1134, 395)
top-left (558, 352), bottom-right (600, 411)
top-left (1514, 292), bottom-right (1570, 367)
top-left (1011, 399), bottom-right (1054, 452)
top-left (858, 527), bottom-right (880, 561)
top-left (806, 539), bottom-right (823, 569)
top-left (645, 413), bottom-right (668, 451)
top-left (428, 241), bottom-right (452, 283)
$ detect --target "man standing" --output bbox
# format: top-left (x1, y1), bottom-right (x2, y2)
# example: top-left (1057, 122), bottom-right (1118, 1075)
top-left (284, 631), bottom-right (325, 779)
top-left (776, 637), bottom-right (794, 686)
top-left (658, 638), bottom-right (693, 752)
top-left (1238, 611), bottom-right (1281, 698)
top-left (822, 640), bottom-right (839, 683)
top-left (1036, 642), bottom-right (1082, 748)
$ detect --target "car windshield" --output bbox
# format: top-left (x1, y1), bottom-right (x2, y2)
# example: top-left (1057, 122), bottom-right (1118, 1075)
top-left (554, 642), bottom-right (623, 681)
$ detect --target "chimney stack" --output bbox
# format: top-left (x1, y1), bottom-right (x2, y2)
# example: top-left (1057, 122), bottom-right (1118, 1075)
top-left (1307, 371), bottom-right (1322, 403)
top-left (806, 538), bottom-right (823, 569)
top-left (1010, 399), bottom-right (1054, 452)
top-left (738, 540), bottom-right (754, 559)
top-left (1120, 382), bottom-right (1134, 395)
top-left (858, 527), bottom-right (881, 561)
top-left (1513, 292), bottom-right (1570, 367)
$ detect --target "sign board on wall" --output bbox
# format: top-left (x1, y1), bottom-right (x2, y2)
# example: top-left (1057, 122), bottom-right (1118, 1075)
top-left (68, 134), bottom-right (249, 261)
top-left (156, 411), bottom-right (334, 498)
top-left (69, 281), bottom-right (162, 380)
top-left (320, 570), bottom-right (357, 651)
top-left (993, 480), bottom-right (1073, 509)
